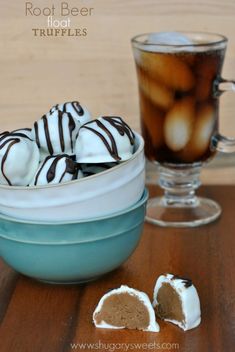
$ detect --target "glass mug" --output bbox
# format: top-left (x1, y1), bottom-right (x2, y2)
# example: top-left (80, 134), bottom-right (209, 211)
top-left (131, 32), bottom-right (235, 227)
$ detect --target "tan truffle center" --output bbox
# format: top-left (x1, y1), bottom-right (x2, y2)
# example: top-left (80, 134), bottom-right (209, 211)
top-left (94, 292), bottom-right (150, 330)
top-left (156, 283), bottom-right (185, 323)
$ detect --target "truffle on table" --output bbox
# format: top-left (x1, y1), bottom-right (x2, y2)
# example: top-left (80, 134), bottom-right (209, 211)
top-left (153, 273), bottom-right (201, 331)
top-left (93, 285), bottom-right (160, 332)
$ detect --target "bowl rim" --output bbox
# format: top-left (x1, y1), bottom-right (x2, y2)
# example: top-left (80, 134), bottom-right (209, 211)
top-left (0, 131), bottom-right (144, 191)
top-left (0, 188), bottom-right (148, 225)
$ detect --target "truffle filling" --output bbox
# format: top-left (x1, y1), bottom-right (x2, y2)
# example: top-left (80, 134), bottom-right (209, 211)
top-left (94, 292), bottom-right (150, 330)
top-left (156, 283), bottom-right (185, 323)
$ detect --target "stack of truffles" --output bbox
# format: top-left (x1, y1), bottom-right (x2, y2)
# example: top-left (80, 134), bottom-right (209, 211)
top-left (0, 102), bottom-right (136, 187)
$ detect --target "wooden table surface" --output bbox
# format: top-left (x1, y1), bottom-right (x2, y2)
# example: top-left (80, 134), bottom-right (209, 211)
top-left (0, 185), bottom-right (234, 352)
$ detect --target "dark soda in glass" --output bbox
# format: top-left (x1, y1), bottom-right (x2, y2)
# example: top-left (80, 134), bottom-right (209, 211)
top-left (134, 47), bottom-right (225, 164)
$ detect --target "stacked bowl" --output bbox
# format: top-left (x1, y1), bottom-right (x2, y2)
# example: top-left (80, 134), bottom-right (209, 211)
top-left (0, 132), bottom-right (147, 283)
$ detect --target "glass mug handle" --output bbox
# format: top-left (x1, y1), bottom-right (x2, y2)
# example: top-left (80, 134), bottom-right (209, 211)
top-left (212, 78), bottom-right (235, 153)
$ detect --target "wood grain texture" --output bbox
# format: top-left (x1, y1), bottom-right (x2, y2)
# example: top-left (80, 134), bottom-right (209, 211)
top-left (0, 0), bottom-right (235, 183)
top-left (0, 185), bottom-right (235, 352)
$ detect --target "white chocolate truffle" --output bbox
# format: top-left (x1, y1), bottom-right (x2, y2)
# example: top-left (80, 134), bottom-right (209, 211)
top-left (153, 273), bottom-right (201, 331)
top-left (32, 110), bottom-right (80, 160)
top-left (93, 285), bottom-right (159, 332)
top-left (76, 116), bottom-right (135, 163)
top-left (50, 101), bottom-right (91, 125)
top-left (0, 133), bottom-right (40, 186)
top-left (31, 155), bottom-right (83, 186)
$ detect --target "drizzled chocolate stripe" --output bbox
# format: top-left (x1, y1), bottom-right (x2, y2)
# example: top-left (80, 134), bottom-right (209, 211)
top-left (49, 104), bottom-right (59, 115)
top-left (171, 274), bottom-right (192, 288)
top-left (71, 101), bottom-right (84, 116)
top-left (58, 111), bottom-right (65, 152)
top-left (42, 115), bottom-right (54, 155)
top-left (34, 156), bottom-right (49, 185)
top-left (52, 101), bottom-right (84, 117)
top-left (81, 117), bottom-right (135, 161)
top-left (0, 130), bottom-right (32, 142)
top-left (82, 120), bottom-right (121, 161)
top-left (67, 112), bottom-right (76, 153)
top-left (12, 128), bottom-right (31, 132)
top-left (102, 116), bottom-right (135, 145)
top-left (0, 138), bottom-right (20, 185)
top-left (36, 112), bottom-right (76, 155)
top-left (11, 133), bottom-right (32, 141)
top-left (0, 132), bottom-right (10, 144)
top-left (59, 157), bottom-right (79, 182)
top-left (0, 131), bottom-right (9, 138)
top-left (34, 155), bottom-right (79, 185)
top-left (34, 121), bottom-right (41, 148)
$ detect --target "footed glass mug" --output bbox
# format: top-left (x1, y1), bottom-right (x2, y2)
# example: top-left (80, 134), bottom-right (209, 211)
top-left (131, 31), bottom-right (235, 227)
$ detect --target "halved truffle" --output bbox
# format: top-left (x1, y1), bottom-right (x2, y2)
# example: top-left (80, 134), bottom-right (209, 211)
top-left (153, 273), bottom-right (201, 331)
top-left (93, 285), bottom-right (159, 332)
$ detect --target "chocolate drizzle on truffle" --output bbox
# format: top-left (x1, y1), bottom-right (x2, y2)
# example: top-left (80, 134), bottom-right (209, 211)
top-left (34, 122), bottom-right (40, 148)
top-left (0, 137), bottom-right (20, 185)
top-left (60, 157), bottom-right (79, 182)
top-left (35, 112), bottom-right (77, 155)
top-left (49, 104), bottom-right (59, 114)
top-left (70, 101), bottom-right (84, 116)
top-left (42, 115), bottom-right (54, 155)
top-left (12, 128), bottom-right (32, 140)
top-left (103, 116), bottom-right (135, 146)
top-left (50, 101), bottom-right (84, 117)
top-left (0, 131), bottom-right (10, 138)
top-left (68, 112), bottom-right (76, 152)
top-left (0, 131), bottom-right (32, 143)
top-left (34, 155), bottom-right (79, 185)
top-left (171, 274), bottom-right (192, 288)
top-left (81, 116), bottom-right (135, 161)
top-left (58, 111), bottom-right (65, 152)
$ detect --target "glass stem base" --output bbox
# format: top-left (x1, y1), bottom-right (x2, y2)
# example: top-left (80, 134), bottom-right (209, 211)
top-left (146, 165), bottom-right (221, 227)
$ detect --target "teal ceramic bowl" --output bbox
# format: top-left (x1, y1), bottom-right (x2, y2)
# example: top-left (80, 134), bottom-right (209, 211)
top-left (0, 189), bottom-right (148, 284)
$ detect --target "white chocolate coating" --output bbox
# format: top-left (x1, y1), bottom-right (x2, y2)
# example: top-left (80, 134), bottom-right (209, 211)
top-left (93, 285), bottom-right (160, 332)
top-left (0, 134), bottom-right (40, 186)
top-left (76, 116), bottom-right (135, 163)
top-left (153, 274), bottom-right (201, 331)
top-left (50, 101), bottom-right (91, 125)
top-left (30, 155), bottom-right (83, 186)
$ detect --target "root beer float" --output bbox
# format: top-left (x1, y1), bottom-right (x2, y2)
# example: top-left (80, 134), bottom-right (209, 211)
top-left (133, 32), bottom-right (224, 164)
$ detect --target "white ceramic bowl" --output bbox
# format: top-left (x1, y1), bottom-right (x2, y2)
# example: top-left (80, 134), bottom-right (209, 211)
top-left (0, 132), bottom-right (145, 222)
